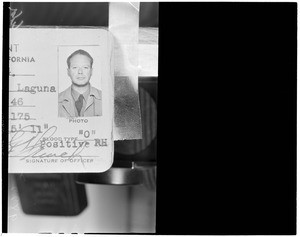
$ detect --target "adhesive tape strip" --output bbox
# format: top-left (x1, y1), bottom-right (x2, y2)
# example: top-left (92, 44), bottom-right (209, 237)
top-left (109, 2), bottom-right (142, 140)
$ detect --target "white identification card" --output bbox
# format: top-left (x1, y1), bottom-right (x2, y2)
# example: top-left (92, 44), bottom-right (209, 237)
top-left (8, 28), bottom-right (114, 173)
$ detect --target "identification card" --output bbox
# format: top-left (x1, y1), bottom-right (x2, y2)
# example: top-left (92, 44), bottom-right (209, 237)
top-left (9, 28), bottom-right (114, 173)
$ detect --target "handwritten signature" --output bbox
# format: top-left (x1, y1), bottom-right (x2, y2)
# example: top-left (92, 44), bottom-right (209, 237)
top-left (9, 7), bottom-right (23, 28)
top-left (9, 125), bottom-right (86, 164)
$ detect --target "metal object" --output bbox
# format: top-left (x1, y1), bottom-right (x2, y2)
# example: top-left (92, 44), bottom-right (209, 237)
top-left (77, 168), bottom-right (142, 186)
top-left (76, 161), bottom-right (156, 186)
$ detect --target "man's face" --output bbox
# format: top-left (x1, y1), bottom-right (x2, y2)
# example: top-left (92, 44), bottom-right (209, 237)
top-left (68, 54), bottom-right (93, 87)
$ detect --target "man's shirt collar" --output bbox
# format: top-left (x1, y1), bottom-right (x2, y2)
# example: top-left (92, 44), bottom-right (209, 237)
top-left (71, 84), bottom-right (90, 101)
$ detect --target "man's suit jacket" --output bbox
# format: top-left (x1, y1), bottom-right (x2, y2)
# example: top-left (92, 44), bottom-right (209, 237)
top-left (58, 86), bottom-right (102, 117)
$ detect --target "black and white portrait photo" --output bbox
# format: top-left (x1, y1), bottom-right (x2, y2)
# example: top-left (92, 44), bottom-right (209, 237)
top-left (58, 49), bottom-right (102, 118)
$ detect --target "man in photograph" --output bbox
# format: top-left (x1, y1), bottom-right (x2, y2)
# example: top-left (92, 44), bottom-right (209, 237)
top-left (58, 49), bottom-right (102, 117)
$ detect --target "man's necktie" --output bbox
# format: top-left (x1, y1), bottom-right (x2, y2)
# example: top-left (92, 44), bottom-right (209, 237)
top-left (75, 94), bottom-right (84, 116)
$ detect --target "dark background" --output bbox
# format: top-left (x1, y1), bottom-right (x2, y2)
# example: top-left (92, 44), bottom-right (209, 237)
top-left (157, 2), bottom-right (296, 235)
top-left (3, 2), bottom-right (296, 235)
